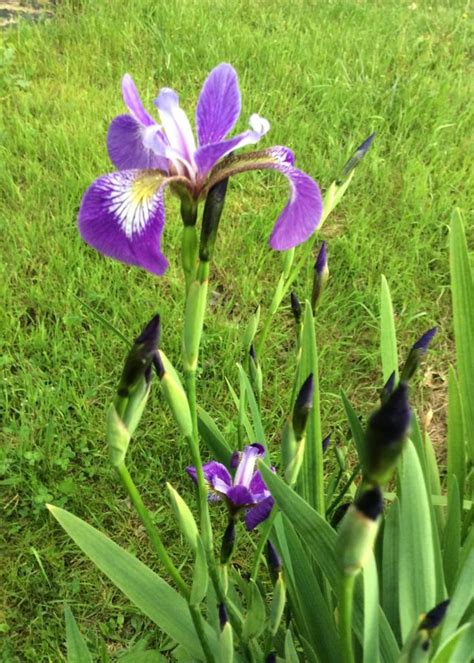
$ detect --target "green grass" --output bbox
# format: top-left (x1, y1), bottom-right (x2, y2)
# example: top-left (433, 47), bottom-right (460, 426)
top-left (1, 0), bottom-right (472, 659)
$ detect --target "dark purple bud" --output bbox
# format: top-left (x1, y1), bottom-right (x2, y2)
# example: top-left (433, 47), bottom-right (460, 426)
top-left (420, 599), bottom-right (450, 631)
top-left (365, 383), bottom-right (411, 484)
top-left (355, 486), bottom-right (383, 521)
top-left (380, 370), bottom-right (396, 403)
top-left (199, 178), bottom-right (229, 262)
top-left (118, 314), bottom-right (160, 396)
top-left (340, 133), bottom-right (376, 180)
top-left (220, 518), bottom-right (236, 564)
top-left (290, 292), bottom-right (302, 324)
top-left (293, 374), bottom-right (314, 440)
top-left (401, 327), bottom-right (437, 382)
top-left (249, 343), bottom-right (257, 364)
top-left (311, 243), bottom-right (329, 312)
top-left (413, 327), bottom-right (437, 352)
top-left (266, 654), bottom-right (277, 663)
top-left (322, 434), bottom-right (331, 453)
top-left (314, 241), bottom-right (327, 276)
top-left (218, 602), bottom-right (228, 630)
top-left (152, 352), bottom-right (165, 380)
top-left (266, 540), bottom-right (282, 582)
top-left (230, 451), bottom-right (241, 469)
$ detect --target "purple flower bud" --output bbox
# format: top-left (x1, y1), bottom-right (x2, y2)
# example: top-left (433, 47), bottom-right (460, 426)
top-left (199, 178), bottom-right (229, 262)
top-left (311, 243), bottom-right (329, 312)
top-left (118, 314), bottom-right (160, 396)
top-left (230, 451), bottom-right (241, 469)
top-left (365, 383), bottom-right (411, 484)
top-left (330, 502), bottom-right (351, 528)
top-left (249, 343), bottom-right (257, 364)
top-left (219, 602), bottom-right (229, 630)
top-left (220, 519), bottom-right (236, 563)
top-left (413, 327), bottom-right (437, 353)
top-left (266, 654), bottom-right (277, 663)
top-left (293, 374), bottom-right (314, 440)
top-left (266, 539), bottom-right (282, 581)
top-left (322, 434), bottom-right (331, 453)
top-left (152, 352), bottom-right (165, 379)
top-left (290, 292), bottom-right (302, 324)
top-left (355, 486), bottom-right (383, 521)
top-left (420, 599), bottom-right (450, 630)
top-left (341, 133), bottom-right (376, 179)
top-left (314, 241), bottom-right (327, 276)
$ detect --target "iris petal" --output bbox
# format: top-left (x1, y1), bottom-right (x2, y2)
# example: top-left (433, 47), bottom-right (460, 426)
top-left (154, 88), bottom-right (197, 172)
top-left (245, 496), bottom-right (275, 530)
top-left (122, 74), bottom-right (156, 126)
top-left (107, 115), bottom-right (169, 171)
top-left (78, 169), bottom-right (182, 275)
top-left (196, 63), bottom-right (241, 146)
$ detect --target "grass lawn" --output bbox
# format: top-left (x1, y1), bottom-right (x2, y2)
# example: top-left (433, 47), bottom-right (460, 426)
top-left (1, 0), bottom-right (472, 659)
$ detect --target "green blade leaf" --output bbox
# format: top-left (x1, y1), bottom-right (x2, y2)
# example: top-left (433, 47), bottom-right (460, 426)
top-left (380, 275), bottom-right (399, 382)
top-left (447, 366), bottom-right (466, 510)
top-left (363, 553), bottom-right (380, 663)
top-left (242, 579), bottom-right (266, 640)
top-left (190, 538), bottom-right (208, 607)
top-left (382, 498), bottom-right (401, 644)
top-left (440, 549), bottom-right (474, 642)
top-left (197, 406), bottom-right (232, 466)
top-left (236, 364), bottom-right (266, 448)
top-left (64, 605), bottom-right (93, 663)
top-left (443, 477), bottom-right (461, 595)
top-left (398, 441), bottom-right (437, 640)
top-left (259, 465), bottom-right (400, 663)
top-left (450, 208), bottom-right (474, 457)
top-left (296, 301), bottom-right (323, 513)
top-left (431, 623), bottom-right (474, 663)
top-left (49, 505), bottom-right (215, 659)
top-left (341, 390), bottom-right (366, 466)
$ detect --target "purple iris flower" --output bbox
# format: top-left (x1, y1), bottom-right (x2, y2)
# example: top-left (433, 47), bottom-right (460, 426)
top-left (186, 443), bottom-right (274, 530)
top-left (78, 64), bottom-right (323, 275)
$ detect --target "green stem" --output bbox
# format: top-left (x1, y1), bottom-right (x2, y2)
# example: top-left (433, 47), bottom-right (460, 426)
top-left (115, 462), bottom-right (189, 598)
top-left (250, 508), bottom-right (277, 581)
top-left (340, 573), bottom-right (356, 663)
top-left (189, 605), bottom-right (216, 663)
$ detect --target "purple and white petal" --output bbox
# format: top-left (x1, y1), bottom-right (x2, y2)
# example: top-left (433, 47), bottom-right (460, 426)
top-left (196, 63), bottom-right (241, 146)
top-left (154, 88), bottom-right (197, 174)
top-left (206, 147), bottom-right (322, 250)
top-left (122, 74), bottom-right (156, 126)
top-left (78, 169), bottom-right (175, 275)
top-left (226, 485), bottom-right (256, 507)
top-left (234, 444), bottom-right (262, 489)
top-left (249, 470), bottom-right (269, 499)
top-left (195, 114), bottom-right (270, 179)
top-left (187, 461), bottom-right (232, 490)
top-left (245, 496), bottom-right (275, 530)
top-left (107, 115), bottom-right (169, 171)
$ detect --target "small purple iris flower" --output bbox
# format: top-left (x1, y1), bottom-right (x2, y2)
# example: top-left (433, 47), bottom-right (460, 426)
top-left (186, 443), bottom-right (274, 530)
top-left (78, 63), bottom-right (323, 275)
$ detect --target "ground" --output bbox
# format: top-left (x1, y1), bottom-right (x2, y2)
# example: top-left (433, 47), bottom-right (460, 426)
top-left (0, 0), bottom-right (473, 660)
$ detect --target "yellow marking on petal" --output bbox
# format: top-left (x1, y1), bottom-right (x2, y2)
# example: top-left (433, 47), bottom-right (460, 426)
top-left (132, 173), bottom-right (163, 204)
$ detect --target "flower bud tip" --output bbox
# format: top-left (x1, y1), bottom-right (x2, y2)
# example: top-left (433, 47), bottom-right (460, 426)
top-left (355, 486), bottom-right (383, 521)
top-left (314, 241), bottom-right (327, 275)
top-left (413, 326), bottom-right (437, 352)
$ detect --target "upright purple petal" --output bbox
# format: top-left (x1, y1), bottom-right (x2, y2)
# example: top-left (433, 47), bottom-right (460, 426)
top-left (234, 444), bottom-right (264, 488)
top-left (122, 74), bottom-right (156, 126)
top-left (154, 88), bottom-right (196, 171)
top-left (245, 496), bottom-right (274, 530)
top-left (206, 147), bottom-right (322, 249)
top-left (195, 114), bottom-right (270, 179)
top-left (249, 470), bottom-right (270, 499)
top-left (78, 169), bottom-right (178, 275)
top-left (107, 115), bottom-right (169, 171)
top-left (196, 63), bottom-right (241, 146)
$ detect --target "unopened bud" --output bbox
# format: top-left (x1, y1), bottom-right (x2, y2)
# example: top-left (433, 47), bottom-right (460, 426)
top-left (266, 540), bottom-right (282, 583)
top-left (166, 483), bottom-right (199, 551)
top-left (399, 600), bottom-right (450, 663)
top-left (220, 519), bottom-right (236, 564)
top-left (117, 314), bottom-right (160, 398)
top-left (154, 351), bottom-right (193, 438)
top-left (380, 370), bottom-right (396, 404)
top-left (248, 344), bottom-right (262, 398)
top-left (183, 272), bottom-right (208, 371)
top-left (365, 383), bottom-right (411, 484)
top-left (322, 433), bottom-right (331, 453)
top-left (400, 327), bottom-right (437, 382)
top-left (290, 292), bottom-right (302, 324)
top-left (219, 602), bottom-right (234, 662)
top-left (293, 374), bottom-right (314, 440)
top-left (336, 486), bottom-right (383, 575)
top-left (269, 575), bottom-right (286, 636)
top-left (199, 178), bottom-right (229, 262)
top-left (338, 133), bottom-right (376, 183)
top-left (311, 242), bottom-right (329, 312)
top-left (219, 602), bottom-right (229, 630)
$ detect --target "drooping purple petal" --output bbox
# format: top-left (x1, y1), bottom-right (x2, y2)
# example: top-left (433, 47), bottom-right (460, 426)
top-left (245, 496), bottom-right (274, 530)
top-left (234, 444), bottom-right (264, 488)
top-left (154, 88), bottom-right (196, 172)
top-left (187, 461), bottom-right (232, 492)
top-left (205, 147), bottom-right (322, 250)
top-left (195, 114), bottom-right (270, 179)
top-left (78, 169), bottom-right (178, 275)
top-left (227, 484), bottom-right (256, 507)
top-left (107, 115), bottom-right (169, 171)
top-left (122, 74), bottom-right (156, 126)
top-left (196, 63), bottom-right (241, 146)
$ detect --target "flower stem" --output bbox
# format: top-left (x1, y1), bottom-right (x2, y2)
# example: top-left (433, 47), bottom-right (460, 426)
top-left (115, 462), bottom-right (189, 597)
top-left (340, 573), bottom-right (356, 663)
top-left (250, 507), bottom-right (277, 581)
